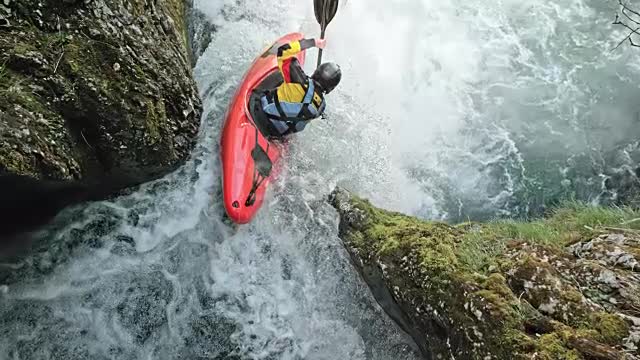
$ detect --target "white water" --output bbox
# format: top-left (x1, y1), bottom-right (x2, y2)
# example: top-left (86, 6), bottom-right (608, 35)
top-left (318, 0), bottom-right (640, 219)
top-left (2, 0), bottom-right (640, 358)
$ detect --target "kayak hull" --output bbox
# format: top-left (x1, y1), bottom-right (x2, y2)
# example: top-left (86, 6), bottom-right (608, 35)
top-left (220, 33), bottom-right (306, 224)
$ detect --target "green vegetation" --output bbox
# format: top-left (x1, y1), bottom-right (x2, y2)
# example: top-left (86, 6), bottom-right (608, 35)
top-left (458, 201), bottom-right (640, 272)
top-left (536, 333), bottom-right (581, 360)
top-left (333, 190), bottom-right (636, 359)
top-left (590, 312), bottom-right (631, 345)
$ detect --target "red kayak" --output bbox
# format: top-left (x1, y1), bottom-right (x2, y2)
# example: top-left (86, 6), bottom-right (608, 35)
top-left (220, 33), bottom-right (306, 224)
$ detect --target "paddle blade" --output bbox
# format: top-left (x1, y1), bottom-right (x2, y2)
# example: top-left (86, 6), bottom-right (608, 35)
top-left (314, 0), bottom-right (339, 29)
top-left (314, 0), bottom-right (324, 24)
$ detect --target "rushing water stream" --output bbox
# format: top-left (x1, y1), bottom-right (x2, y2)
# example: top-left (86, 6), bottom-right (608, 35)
top-left (2, 0), bottom-right (640, 359)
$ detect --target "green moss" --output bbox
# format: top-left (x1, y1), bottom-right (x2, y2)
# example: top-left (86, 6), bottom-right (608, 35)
top-left (145, 99), bottom-right (166, 143)
top-left (11, 41), bottom-right (38, 55)
top-left (165, 0), bottom-right (189, 50)
top-left (473, 289), bottom-right (518, 324)
top-left (133, 63), bottom-right (146, 79)
top-left (131, 0), bottom-right (146, 17)
top-left (63, 38), bottom-right (121, 88)
top-left (504, 329), bottom-right (536, 353)
top-left (40, 31), bottom-right (68, 52)
top-left (0, 69), bottom-right (48, 115)
top-left (346, 230), bottom-right (365, 248)
top-left (0, 148), bottom-right (32, 175)
top-left (63, 42), bottom-right (85, 74)
top-left (347, 196), bottom-right (379, 228)
top-left (358, 204), bottom-right (461, 275)
top-left (343, 196), bottom-right (522, 355)
top-left (484, 273), bottom-right (514, 299)
top-left (589, 312), bottom-right (630, 345)
top-left (537, 334), bottom-right (582, 360)
top-left (561, 289), bottom-right (583, 304)
top-left (574, 328), bottom-right (601, 342)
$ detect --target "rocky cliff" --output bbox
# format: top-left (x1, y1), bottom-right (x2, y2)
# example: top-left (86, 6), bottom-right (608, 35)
top-left (331, 188), bottom-right (640, 360)
top-left (0, 0), bottom-right (201, 183)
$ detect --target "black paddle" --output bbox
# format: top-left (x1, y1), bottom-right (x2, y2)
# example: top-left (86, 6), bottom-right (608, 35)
top-left (314, 0), bottom-right (339, 68)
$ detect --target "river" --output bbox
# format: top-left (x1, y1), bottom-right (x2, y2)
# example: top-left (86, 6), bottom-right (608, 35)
top-left (1, 0), bottom-right (639, 359)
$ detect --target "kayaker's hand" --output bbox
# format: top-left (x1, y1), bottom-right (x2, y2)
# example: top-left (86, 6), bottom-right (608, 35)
top-left (315, 38), bottom-right (326, 49)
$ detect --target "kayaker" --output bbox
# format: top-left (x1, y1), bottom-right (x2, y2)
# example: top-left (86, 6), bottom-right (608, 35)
top-left (259, 38), bottom-right (342, 137)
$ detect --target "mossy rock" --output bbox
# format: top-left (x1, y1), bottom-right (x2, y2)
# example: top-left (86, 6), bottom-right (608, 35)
top-left (330, 187), bottom-right (638, 359)
top-left (0, 0), bottom-right (202, 184)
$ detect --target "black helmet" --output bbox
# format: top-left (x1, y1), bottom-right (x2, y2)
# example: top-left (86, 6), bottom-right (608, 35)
top-left (311, 62), bottom-right (341, 94)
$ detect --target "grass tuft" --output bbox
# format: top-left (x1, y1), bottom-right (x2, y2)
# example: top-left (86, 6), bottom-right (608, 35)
top-left (458, 200), bottom-right (640, 272)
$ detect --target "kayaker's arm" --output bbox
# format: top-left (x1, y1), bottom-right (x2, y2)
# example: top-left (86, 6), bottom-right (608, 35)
top-left (277, 39), bottom-right (320, 83)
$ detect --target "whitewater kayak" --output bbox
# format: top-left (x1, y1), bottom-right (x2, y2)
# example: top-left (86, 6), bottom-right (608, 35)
top-left (220, 32), bottom-right (306, 224)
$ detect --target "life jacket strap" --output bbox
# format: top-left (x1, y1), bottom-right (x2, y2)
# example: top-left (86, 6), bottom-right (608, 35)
top-left (271, 92), bottom-right (306, 124)
top-left (261, 81), bottom-right (325, 136)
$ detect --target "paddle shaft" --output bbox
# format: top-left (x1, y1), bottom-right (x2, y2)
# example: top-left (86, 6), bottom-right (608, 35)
top-left (317, 28), bottom-right (326, 68)
top-left (314, 0), bottom-right (338, 68)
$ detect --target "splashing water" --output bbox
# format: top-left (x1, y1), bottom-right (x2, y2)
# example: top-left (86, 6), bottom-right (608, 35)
top-left (306, 0), bottom-right (640, 220)
top-left (2, 0), bottom-right (640, 359)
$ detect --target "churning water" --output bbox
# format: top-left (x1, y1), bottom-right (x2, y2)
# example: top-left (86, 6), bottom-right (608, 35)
top-left (2, 0), bottom-right (640, 359)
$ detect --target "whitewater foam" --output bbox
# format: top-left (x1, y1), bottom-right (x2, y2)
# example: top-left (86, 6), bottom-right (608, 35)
top-left (2, 0), bottom-right (640, 358)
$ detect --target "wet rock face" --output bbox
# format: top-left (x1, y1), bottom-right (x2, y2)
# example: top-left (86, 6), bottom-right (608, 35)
top-left (568, 234), bottom-right (640, 354)
top-left (185, 0), bottom-right (216, 67)
top-left (0, 0), bottom-right (202, 183)
top-left (330, 187), bottom-right (640, 360)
